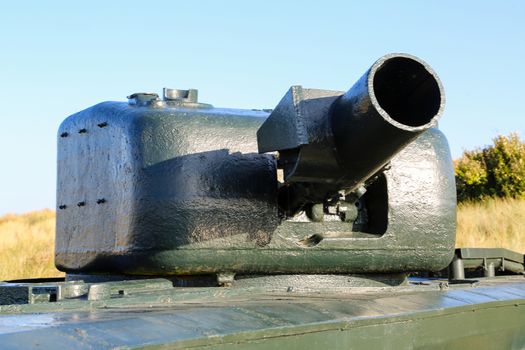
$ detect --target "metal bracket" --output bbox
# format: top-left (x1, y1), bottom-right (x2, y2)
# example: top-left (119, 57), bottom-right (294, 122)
top-left (216, 273), bottom-right (235, 287)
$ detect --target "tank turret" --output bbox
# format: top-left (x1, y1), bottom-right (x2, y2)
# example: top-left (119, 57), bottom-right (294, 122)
top-left (2, 54), bottom-right (525, 350)
top-left (53, 53), bottom-right (456, 279)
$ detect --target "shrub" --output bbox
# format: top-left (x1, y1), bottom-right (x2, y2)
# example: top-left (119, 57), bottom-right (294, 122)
top-left (455, 133), bottom-right (525, 202)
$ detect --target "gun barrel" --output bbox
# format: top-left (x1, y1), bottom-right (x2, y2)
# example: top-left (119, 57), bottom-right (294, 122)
top-left (331, 53), bottom-right (444, 189)
top-left (257, 53), bottom-right (445, 215)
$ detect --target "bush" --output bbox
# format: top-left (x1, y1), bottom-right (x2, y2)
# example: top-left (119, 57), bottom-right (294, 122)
top-left (455, 133), bottom-right (525, 202)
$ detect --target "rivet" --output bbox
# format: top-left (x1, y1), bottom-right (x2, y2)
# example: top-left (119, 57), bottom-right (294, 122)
top-left (77, 201), bottom-right (86, 207)
top-left (78, 129), bottom-right (87, 134)
top-left (97, 122), bottom-right (108, 128)
top-left (58, 205), bottom-right (67, 210)
top-left (60, 132), bottom-right (69, 138)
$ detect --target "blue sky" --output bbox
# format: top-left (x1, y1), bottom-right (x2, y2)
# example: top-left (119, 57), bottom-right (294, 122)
top-left (0, 1), bottom-right (524, 214)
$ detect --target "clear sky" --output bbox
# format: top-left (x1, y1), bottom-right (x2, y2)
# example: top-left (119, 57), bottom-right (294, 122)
top-left (0, 1), bottom-right (524, 214)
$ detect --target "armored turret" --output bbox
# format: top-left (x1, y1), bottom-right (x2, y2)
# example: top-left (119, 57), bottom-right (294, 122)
top-left (2, 54), bottom-right (524, 350)
top-left (54, 53), bottom-right (455, 280)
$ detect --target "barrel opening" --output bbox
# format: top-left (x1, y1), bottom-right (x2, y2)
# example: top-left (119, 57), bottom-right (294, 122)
top-left (372, 57), bottom-right (441, 127)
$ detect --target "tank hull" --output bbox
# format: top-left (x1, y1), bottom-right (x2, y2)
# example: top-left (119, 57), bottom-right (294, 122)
top-left (1, 276), bottom-right (525, 349)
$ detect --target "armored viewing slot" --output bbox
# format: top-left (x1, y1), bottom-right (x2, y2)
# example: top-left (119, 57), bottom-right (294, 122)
top-left (56, 53), bottom-right (455, 276)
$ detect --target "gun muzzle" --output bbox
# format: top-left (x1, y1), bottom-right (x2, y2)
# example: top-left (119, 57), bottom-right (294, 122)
top-left (331, 53), bottom-right (444, 189)
top-left (257, 53), bottom-right (445, 215)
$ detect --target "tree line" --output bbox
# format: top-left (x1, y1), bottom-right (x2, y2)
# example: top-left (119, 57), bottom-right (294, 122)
top-left (455, 133), bottom-right (525, 202)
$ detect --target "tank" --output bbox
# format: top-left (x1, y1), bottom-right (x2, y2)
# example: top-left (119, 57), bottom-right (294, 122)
top-left (1, 53), bottom-right (524, 349)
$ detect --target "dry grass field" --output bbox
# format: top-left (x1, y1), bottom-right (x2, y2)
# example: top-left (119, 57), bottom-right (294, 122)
top-left (0, 209), bottom-right (63, 280)
top-left (456, 197), bottom-right (525, 253)
top-left (0, 198), bottom-right (524, 280)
